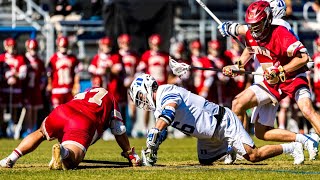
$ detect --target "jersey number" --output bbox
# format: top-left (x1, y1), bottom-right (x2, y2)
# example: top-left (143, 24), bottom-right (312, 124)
top-left (74, 88), bottom-right (108, 106)
top-left (171, 121), bottom-right (195, 135)
top-left (57, 68), bottom-right (71, 85)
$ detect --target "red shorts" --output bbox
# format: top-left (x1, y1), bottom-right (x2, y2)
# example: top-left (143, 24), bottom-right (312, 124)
top-left (51, 92), bottom-right (73, 108)
top-left (263, 76), bottom-right (309, 101)
top-left (41, 104), bottom-right (98, 152)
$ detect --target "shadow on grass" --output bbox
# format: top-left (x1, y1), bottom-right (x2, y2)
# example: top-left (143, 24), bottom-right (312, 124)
top-left (78, 159), bottom-right (130, 169)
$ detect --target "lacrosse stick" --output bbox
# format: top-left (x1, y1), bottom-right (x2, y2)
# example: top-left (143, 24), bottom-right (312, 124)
top-left (169, 57), bottom-right (263, 77)
top-left (6, 85), bottom-right (15, 138)
top-left (195, 0), bottom-right (245, 49)
top-left (14, 107), bottom-right (26, 140)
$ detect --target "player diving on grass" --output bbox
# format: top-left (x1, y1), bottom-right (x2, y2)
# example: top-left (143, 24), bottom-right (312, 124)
top-left (218, 0), bottom-right (319, 161)
top-left (129, 73), bottom-right (305, 166)
top-left (0, 87), bottom-right (141, 169)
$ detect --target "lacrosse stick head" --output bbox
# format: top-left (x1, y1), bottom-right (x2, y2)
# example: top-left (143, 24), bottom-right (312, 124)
top-left (169, 57), bottom-right (191, 77)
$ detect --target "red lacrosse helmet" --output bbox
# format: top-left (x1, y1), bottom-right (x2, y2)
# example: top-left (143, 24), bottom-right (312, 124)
top-left (4, 38), bottom-right (16, 48)
top-left (190, 40), bottom-right (201, 49)
top-left (56, 36), bottom-right (69, 48)
top-left (245, 1), bottom-right (272, 41)
top-left (149, 34), bottom-right (162, 45)
top-left (117, 34), bottom-right (131, 44)
top-left (99, 36), bottom-right (112, 46)
top-left (315, 37), bottom-right (320, 46)
top-left (208, 40), bottom-right (220, 50)
top-left (25, 39), bottom-right (38, 50)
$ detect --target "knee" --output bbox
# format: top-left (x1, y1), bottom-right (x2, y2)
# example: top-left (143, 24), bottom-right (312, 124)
top-left (254, 132), bottom-right (266, 141)
top-left (198, 158), bottom-right (213, 165)
top-left (231, 98), bottom-right (243, 115)
top-left (300, 106), bottom-right (314, 120)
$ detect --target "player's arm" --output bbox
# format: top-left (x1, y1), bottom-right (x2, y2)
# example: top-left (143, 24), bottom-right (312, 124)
top-left (282, 52), bottom-right (309, 73)
top-left (218, 21), bottom-right (248, 37)
top-left (222, 48), bottom-right (253, 77)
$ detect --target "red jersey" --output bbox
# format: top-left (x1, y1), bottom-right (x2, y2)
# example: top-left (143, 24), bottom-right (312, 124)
top-left (313, 52), bottom-right (320, 86)
top-left (119, 49), bottom-right (139, 77)
top-left (48, 52), bottom-right (79, 94)
top-left (245, 25), bottom-right (308, 79)
top-left (89, 52), bottom-right (126, 103)
top-left (0, 52), bottom-right (27, 89)
top-left (25, 52), bottom-right (45, 90)
top-left (43, 87), bottom-right (123, 149)
top-left (137, 50), bottom-right (169, 85)
top-left (191, 55), bottom-right (214, 94)
top-left (24, 52), bottom-right (46, 107)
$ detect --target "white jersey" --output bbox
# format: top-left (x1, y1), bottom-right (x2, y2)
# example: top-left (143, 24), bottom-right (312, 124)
top-left (154, 84), bottom-right (221, 139)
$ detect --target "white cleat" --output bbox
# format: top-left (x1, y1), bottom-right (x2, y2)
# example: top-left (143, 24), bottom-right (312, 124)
top-left (304, 133), bottom-right (319, 161)
top-left (224, 150), bottom-right (236, 165)
top-left (0, 158), bottom-right (14, 168)
top-left (290, 142), bottom-right (304, 165)
top-left (48, 143), bottom-right (66, 170)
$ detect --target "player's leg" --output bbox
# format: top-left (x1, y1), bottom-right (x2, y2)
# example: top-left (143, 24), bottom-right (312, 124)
top-left (0, 128), bottom-right (45, 168)
top-left (231, 87), bottom-right (258, 124)
top-left (242, 142), bottom-right (304, 165)
top-left (223, 107), bottom-right (304, 165)
top-left (297, 96), bottom-right (320, 135)
top-left (278, 96), bottom-right (290, 130)
top-left (197, 138), bottom-right (228, 165)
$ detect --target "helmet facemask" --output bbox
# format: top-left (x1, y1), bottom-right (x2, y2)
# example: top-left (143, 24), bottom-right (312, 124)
top-left (129, 74), bottom-right (158, 111)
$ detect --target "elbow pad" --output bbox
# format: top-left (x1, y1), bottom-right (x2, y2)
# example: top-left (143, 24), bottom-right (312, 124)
top-left (159, 106), bottom-right (176, 125)
top-left (110, 120), bottom-right (126, 135)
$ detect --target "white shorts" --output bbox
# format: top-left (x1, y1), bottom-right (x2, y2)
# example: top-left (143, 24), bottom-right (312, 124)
top-left (197, 108), bottom-right (254, 164)
top-left (250, 84), bottom-right (311, 127)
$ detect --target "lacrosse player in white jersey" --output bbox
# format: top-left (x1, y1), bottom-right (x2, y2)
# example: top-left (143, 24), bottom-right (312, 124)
top-left (218, 0), bottom-right (319, 162)
top-left (129, 73), bottom-right (304, 166)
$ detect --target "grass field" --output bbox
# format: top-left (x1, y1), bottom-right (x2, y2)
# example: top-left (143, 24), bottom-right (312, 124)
top-left (1, 136), bottom-right (320, 180)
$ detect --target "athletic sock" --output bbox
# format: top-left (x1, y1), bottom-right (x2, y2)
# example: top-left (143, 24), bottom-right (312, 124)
top-left (8, 148), bottom-right (23, 163)
top-left (281, 143), bottom-right (294, 154)
top-left (295, 134), bottom-right (309, 144)
top-left (60, 145), bottom-right (69, 159)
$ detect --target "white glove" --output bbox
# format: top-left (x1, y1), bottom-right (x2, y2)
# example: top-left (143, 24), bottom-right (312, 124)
top-left (7, 77), bottom-right (17, 85)
top-left (218, 21), bottom-right (239, 37)
top-left (146, 128), bottom-right (160, 150)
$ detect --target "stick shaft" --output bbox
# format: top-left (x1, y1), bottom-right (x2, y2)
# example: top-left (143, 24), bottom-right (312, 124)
top-left (190, 66), bottom-right (262, 75)
top-left (195, 0), bottom-right (246, 49)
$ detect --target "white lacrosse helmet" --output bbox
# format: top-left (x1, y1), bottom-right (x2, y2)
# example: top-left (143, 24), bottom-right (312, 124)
top-left (263, 0), bottom-right (286, 19)
top-left (129, 73), bottom-right (158, 111)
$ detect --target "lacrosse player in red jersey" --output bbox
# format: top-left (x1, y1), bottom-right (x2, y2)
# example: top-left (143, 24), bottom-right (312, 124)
top-left (312, 37), bottom-right (320, 109)
top-left (222, 1), bottom-right (320, 161)
top-left (0, 87), bottom-right (141, 169)
top-left (136, 34), bottom-right (170, 136)
top-left (23, 39), bottom-right (46, 136)
top-left (46, 36), bottom-right (81, 109)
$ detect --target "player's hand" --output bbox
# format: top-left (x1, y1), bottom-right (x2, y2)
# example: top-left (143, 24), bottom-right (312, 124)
top-left (121, 147), bottom-right (141, 167)
top-left (146, 128), bottom-right (160, 150)
top-left (218, 21), bottom-right (239, 37)
top-left (263, 65), bottom-right (285, 84)
top-left (7, 76), bottom-right (16, 85)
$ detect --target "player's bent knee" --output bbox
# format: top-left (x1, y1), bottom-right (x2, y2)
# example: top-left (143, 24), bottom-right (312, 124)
top-left (110, 120), bottom-right (126, 135)
top-left (198, 158), bottom-right (213, 165)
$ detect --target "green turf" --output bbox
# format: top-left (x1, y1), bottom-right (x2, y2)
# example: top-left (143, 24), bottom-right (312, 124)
top-left (1, 137), bottom-right (320, 179)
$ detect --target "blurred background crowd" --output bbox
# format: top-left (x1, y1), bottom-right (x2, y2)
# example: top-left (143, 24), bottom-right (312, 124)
top-left (0, 0), bottom-right (320, 140)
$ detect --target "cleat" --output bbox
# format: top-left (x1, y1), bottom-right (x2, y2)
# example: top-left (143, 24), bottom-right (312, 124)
top-left (0, 158), bottom-right (14, 168)
top-left (141, 148), bottom-right (157, 166)
top-left (48, 143), bottom-right (66, 170)
top-left (290, 142), bottom-right (304, 165)
top-left (224, 150), bottom-right (236, 165)
top-left (304, 133), bottom-right (319, 161)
